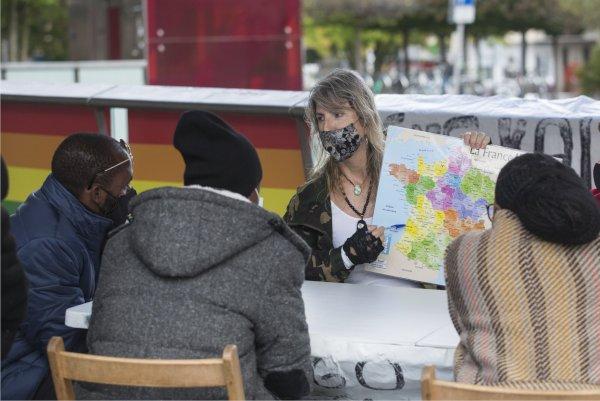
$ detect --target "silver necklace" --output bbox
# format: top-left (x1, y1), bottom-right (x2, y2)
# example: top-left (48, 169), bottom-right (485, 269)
top-left (341, 172), bottom-right (369, 196)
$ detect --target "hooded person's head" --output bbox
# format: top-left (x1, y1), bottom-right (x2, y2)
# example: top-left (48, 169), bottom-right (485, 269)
top-left (495, 152), bottom-right (600, 245)
top-left (173, 110), bottom-right (262, 199)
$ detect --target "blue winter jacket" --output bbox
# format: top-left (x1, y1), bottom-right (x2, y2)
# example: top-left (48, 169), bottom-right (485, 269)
top-left (1, 175), bottom-right (112, 400)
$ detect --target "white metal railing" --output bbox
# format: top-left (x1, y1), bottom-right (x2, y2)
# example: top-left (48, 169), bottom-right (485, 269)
top-left (1, 80), bottom-right (599, 185)
top-left (1, 60), bottom-right (147, 86)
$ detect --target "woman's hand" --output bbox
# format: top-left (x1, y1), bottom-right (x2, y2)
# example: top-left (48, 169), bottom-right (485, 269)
top-left (461, 131), bottom-right (491, 150)
top-left (342, 225), bottom-right (385, 266)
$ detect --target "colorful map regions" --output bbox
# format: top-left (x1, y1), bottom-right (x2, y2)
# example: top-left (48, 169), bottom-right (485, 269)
top-left (369, 127), bottom-right (525, 285)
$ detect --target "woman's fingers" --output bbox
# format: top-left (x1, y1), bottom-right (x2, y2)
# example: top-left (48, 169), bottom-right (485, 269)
top-left (369, 226), bottom-right (385, 239)
top-left (462, 131), bottom-right (491, 150)
top-left (462, 132), bottom-right (471, 146)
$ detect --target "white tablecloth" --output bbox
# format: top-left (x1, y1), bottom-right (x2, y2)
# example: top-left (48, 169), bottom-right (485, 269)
top-left (66, 280), bottom-right (458, 400)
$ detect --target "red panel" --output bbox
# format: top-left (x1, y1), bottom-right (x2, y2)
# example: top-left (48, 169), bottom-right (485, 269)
top-left (128, 109), bottom-right (300, 149)
top-left (108, 6), bottom-right (121, 60)
top-left (127, 109), bottom-right (180, 145)
top-left (0, 102), bottom-right (102, 135)
top-left (146, 0), bottom-right (301, 90)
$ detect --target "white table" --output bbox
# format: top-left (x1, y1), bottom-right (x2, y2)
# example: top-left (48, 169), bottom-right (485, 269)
top-left (66, 280), bottom-right (458, 400)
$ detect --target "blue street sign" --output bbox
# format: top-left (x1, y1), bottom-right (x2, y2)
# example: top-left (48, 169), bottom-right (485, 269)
top-left (449, 0), bottom-right (476, 24)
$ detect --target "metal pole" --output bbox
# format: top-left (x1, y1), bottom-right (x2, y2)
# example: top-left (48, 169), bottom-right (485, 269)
top-left (453, 23), bottom-right (464, 94)
top-left (293, 116), bottom-right (313, 179)
top-left (94, 107), bottom-right (109, 136)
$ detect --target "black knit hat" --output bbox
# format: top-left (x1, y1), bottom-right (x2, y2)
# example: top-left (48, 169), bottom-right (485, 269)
top-left (495, 152), bottom-right (600, 245)
top-left (173, 110), bottom-right (262, 197)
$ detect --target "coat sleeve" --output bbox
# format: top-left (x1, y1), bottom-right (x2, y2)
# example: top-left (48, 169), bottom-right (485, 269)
top-left (283, 194), bottom-right (350, 282)
top-left (254, 244), bottom-right (312, 399)
top-left (17, 238), bottom-right (86, 351)
top-left (1, 207), bottom-right (28, 358)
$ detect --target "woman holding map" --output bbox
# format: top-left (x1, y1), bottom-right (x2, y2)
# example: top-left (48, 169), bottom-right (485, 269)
top-left (284, 69), bottom-right (490, 286)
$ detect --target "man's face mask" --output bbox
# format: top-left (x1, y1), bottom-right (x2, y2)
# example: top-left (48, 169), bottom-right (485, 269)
top-left (99, 186), bottom-right (137, 227)
top-left (319, 123), bottom-right (362, 162)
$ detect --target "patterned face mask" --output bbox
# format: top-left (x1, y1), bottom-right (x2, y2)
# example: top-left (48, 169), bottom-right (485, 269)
top-left (319, 123), bottom-right (362, 162)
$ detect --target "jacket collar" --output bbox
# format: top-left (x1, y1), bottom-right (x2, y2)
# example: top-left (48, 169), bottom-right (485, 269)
top-left (41, 174), bottom-right (113, 252)
top-left (185, 185), bottom-right (251, 204)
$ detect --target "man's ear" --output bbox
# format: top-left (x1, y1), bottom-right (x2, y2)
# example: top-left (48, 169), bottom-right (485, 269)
top-left (87, 183), bottom-right (105, 204)
top-left (77, 183), bottom-right (101, 214)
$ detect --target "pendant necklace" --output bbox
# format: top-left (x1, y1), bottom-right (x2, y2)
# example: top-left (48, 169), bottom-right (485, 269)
top-left (341, 172), bottom-right (369, 196)
top-left (340, 182), bottom-right (373, 231)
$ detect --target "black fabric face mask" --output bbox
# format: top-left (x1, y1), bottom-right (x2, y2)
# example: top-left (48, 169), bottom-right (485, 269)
top-left (319, 123), bottom-right (362, 162)
top-left (101, 186), bottom-right (137, 227)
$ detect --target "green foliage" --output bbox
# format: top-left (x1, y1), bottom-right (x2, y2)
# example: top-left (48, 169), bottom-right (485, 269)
top-left (578, 44), bottom-right (600, 97)
top-left (1, 0), bottom-right (69, 61)
top-left (303, 14), bottom-right (358, 61)
top-left (471, 0), bottom-right (583, 36)
top-left (558, 0), bottom-right (600, 31)
top-left (303, 0), bottom-right (588, 75)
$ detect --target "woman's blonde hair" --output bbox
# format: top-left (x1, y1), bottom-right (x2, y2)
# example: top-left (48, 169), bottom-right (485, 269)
top-left (305, 69), bottom-right (384, 194)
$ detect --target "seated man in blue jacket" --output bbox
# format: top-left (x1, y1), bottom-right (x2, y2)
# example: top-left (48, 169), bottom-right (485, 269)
top-left (1, 133), bottom-right (134, 400)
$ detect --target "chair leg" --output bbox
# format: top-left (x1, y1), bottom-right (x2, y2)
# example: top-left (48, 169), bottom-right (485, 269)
top-left (223, 345), bottom-right (246, 401)
top-left (421, 365), bottom-right (436, 401)
top-left (47, 337), bottom-right (76, 401)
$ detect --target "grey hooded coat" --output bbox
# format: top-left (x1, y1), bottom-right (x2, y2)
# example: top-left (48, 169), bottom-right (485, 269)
top-left (79, 187), bottom-right (312, 400)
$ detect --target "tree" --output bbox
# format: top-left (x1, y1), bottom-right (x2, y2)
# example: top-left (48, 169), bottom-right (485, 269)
top-left (303, 0), bottom-right (419, 74)
top-left (578, 44), bottom-right (600, 97)
top-left (303, 0), bottom-right (588, 92)
top-left (0, 0), bottom-right (69, 61)
top-left (558, 0), bottom-right (600, 31)
top-left (472, 0), bottom-right (583, 75)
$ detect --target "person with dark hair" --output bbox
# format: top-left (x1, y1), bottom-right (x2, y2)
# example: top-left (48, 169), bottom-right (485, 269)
top-left (80, 111), bottom-right (312, 400)
top-left (1, 157), bottom-right (28, 360)
top-left (445, 152), bottom-right (600, 390)
top-left (1, 133), bottom-right (134, 400)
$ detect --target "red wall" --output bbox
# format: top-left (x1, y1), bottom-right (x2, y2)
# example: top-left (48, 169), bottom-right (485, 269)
top-left (146, 0), bottom-right (302, 90)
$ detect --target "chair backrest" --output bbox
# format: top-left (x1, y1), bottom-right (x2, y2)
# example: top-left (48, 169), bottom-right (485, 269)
top-left (47, 336), bottom-right (245, 401)
top-left (421, 366), bottom-right (600, 401)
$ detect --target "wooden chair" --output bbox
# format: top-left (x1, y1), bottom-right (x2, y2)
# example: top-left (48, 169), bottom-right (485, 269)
top-left (422, 366), bottom-right (600, 400)
top-left (47, 336), bottom-right (245, 400)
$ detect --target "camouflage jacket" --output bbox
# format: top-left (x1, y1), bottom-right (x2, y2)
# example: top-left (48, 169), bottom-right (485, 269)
top-left (284, 175), bottom-right (351, 282)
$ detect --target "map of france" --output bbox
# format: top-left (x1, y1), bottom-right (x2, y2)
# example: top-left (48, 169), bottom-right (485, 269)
top-left (370, 127), bottom-right (525, 285)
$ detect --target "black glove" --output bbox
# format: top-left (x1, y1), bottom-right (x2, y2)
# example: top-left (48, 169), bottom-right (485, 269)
top-left (342, 224), bottom-right (384, 266)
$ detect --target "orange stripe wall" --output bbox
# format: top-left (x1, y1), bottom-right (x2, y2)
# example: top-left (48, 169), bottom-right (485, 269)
top-left (1, 102), bottom-right (305, 216)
